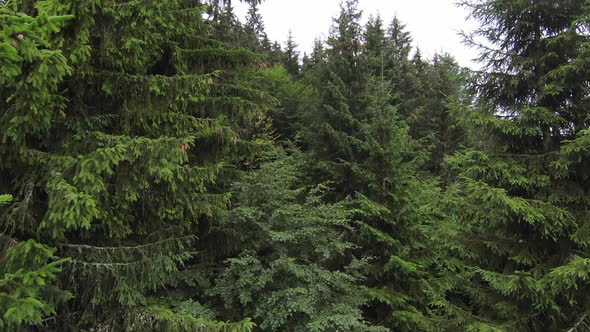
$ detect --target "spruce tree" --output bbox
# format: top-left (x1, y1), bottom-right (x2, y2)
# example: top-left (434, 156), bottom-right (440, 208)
top-left (364, 15), bottom-right (386, 78)
top-left (1, 0), bottom-right (269, 329)
top-left (411, 54), bottom-right (468, 173)
top-left (244, 0), bottom-right (267, 51)
top-left (210, 1), bottom-right (242, 46)
top-left (443, 0), bottom-right (590, 329)
top-left (381, 16), bottom-right (416, 121)
top-left (364, 15), bottom-right (467, 174)
top-left (302, 0), bottom-right (372, 197)
top-left (300, 38), bottom-right (326, 81)
top-left (300, 52), bottom-right (311, 74)
top-left (262, 41), bottom-right (283, 66)
top-left (260, 65), bottom-right (313, 142)
top-left (365, 16), bottom-right (438, 139)
top-left (0, 5), bottom-right (74, 329)
top-left (211, 148), bottom-right (387, 331)
top-left (302, 3), bottom-right (449, 330)
top-left (283, 30), bottom-right (300, 76)
top-left (386, 16), bottom-right (412, 63)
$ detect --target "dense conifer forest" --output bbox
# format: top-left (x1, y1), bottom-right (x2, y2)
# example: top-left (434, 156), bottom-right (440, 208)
top-left (1, 0), bottom-right (589, 330)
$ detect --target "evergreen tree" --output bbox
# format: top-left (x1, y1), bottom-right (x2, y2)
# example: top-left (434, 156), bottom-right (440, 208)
top-left (267, 40), bottom-right (286, 66)
top-left (310, 38), bottom-right (326, 66)
top-left (0, 6), bottom-right (73, 329)
top-left (411, 54), bottom-right (468, 173)
top-left (261, 65), bottom-right (314, 142)
top-left (396, 47), bottom-right (430, 121)
top-left (244, 0), bottom-right (267, 51)
top-left (386, 16), bottom-right (412, 62)
top-left (364, 15), bottom-right (467, 174)
top-left (245, 0), bottom-right (265, 38)
top-left (0, 237), bottom-right (71, 330)
top-left (214, 2), bottom-right (247, 47)
top-left (302, 3), bottom-right (449, 330)
top-left (212, 148), bottom-right (386, 331)
top-left (4, 0), bottom-right (590, 330)
top-left (300, 38), bottom-right (326, 80)
top-left (1, 0), bottom-right (269, 329)
top-left (304, 0), bottom-right (368, 197)
top-left (364, 15), bottom-right (386, 78)
top-left (443, 0), bottom-right (590, 329)
top-left (283, 30), bottom-right (300, 76)
top-left (382, 16), bottom-right (415, 119)
top-left (0, 192), bottom-right (70, 330)
top-left (301, 52), bottom-right (311, 72)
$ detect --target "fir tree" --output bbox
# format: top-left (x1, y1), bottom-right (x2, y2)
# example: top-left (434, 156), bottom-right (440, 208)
top-left (411, 54), bottom-right (468, 173)
top-left (364, 15), bottom-right (386, 78)
top-left (1, 0), bottom-right (269, 329)
top-left (283, 30), bottom-right (300, 76)
top-left (386, 16), bottom-right (412, 62)
top-left (302, 3), bottom-right (449, 330)
top-left (261, 65), bottom-right (314, 142)
top-left (212, 148), bottom-right (387, 331)
top-left (300, 38), bottom-right (326, 81)
top-left (443, 0), bottom-right (590, 329)
top-left (211, 2), bottom-right (244, 47)
top-left (382, 16), bottom-right (415, 119)
top-left (244, 0), bottom-right (267, 51)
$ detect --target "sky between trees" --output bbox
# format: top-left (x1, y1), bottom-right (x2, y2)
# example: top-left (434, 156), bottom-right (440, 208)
top-left (234, 0), bottom-right (481, 68)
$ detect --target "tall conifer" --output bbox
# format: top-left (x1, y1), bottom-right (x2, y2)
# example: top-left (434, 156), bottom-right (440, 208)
top-left (302, 3), bottom-right (449, 330)
top-left (444, 0), bottom-right (590, 329)
top-left (283, 30), bottom-right (300, 76)
top-left (0, 0), bottom-right (269, 329)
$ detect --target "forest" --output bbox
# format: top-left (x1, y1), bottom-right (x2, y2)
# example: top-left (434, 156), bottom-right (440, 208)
top-left (0, 0), bottom-right (589, 330)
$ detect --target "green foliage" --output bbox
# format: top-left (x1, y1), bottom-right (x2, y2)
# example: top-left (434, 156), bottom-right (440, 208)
top-left (410, 54), bottom-right (468, 172)
top-left (283, 30), bottom-right (300, 76)
top-left (259, 65), bottom-right (314, 142)
top-left (211, 148), bottom-right (385, 331)
top-left (1, 0), bottom-right (589, 330)
top-left (115, 305), bottom-right (255, 332)
top-left (0, 238), bottom-right (71, 330)
top-left (58, 236), bottom-right (195, 310)
top-left (1, 0), bottom-right (270, 329)
top-left (298, 2), bottom-right (456, 330)
top-left (0, 194), bottom-right (12, 205)
top-left (441, 0), bottom-right (590, 329)
top-left (0, 3), bottom-right (73, 146)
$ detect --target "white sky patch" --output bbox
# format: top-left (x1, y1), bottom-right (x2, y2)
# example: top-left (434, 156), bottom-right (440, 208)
top-left (234, 0), bottom-right (480, 69)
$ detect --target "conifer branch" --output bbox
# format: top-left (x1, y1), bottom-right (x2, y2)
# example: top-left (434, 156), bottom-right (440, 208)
top-left (56, 235), bottom-right (196, 252)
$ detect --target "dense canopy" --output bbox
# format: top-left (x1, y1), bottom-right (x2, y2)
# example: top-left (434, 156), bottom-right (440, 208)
top-left (1, 0), bottom-right (589, 331)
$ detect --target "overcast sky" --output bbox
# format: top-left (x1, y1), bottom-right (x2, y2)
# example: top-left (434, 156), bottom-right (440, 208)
top-left (234, 0), bottom-right (480, 68)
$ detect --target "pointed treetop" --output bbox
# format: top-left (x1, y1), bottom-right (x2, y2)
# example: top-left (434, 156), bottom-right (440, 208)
top-left (284, 30), bottom-right (300, 76)
top-left (245, 0), bottom-right (267, 42)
